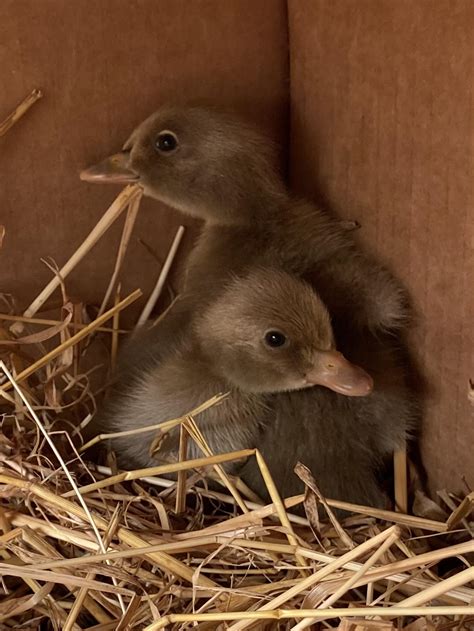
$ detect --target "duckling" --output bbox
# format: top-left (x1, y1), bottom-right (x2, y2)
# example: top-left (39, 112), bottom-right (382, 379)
top-left (81, 105), bottom-right (410, 345)
top-left (98, 268), bottom-right (390, 505)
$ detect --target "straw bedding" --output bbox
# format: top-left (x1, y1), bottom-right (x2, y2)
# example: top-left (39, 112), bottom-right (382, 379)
top-left (0, 90), bottom-right (473, 631)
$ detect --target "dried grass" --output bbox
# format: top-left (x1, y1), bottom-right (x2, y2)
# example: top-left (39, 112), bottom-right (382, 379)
top-left (0, 172), bottom-right (473, 629)
top-left (0, 88), bottom-right (43, 137)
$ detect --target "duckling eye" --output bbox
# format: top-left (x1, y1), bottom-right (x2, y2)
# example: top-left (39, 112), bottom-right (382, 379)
top-left (264, 330), bottom-right (287, 348)
top-left (155, 131), bottom-right (178, 153)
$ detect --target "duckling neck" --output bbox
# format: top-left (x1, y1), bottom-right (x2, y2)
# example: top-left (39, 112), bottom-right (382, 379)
top-left (210, 188), bottom-right (288, 226)
top-left (175, 336), bottom-right (247, 400)
top-left (163, 340), bottom-right (268, 456)
top-left (170, 180), bottom-right (288, 226)
top-left (189, 337), bottom-right (274, 412)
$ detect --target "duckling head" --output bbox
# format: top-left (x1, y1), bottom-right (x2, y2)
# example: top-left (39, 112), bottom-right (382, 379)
top-left (195, 269), bottom-right (374, 396)
top-left (80, 106), bottom-right (285, 224)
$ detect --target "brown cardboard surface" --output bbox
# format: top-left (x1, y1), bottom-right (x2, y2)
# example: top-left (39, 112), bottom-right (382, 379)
top-left (288, 0), bottom-right (474, 491)
top-left (2, 0), bottom-right (472, 493)
top-left (0, 0), bottom-right (289, 314)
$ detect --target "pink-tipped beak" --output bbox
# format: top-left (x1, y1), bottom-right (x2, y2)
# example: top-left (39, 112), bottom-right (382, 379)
top-left (305, 350), bottom-right (373, 397)
top-left (80, 152), bottom-right (139, 183)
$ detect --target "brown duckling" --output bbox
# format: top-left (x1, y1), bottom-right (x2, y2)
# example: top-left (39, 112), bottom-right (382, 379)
top-left (98, 269), bottom-right (379, 500)
top-left (81, 105), bottom-right (410, 343)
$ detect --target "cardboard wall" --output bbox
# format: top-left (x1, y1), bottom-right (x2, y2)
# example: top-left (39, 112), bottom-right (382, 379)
top-left (0, 0), bottom-right (289, 312)
top-left (288, 0), bottom-right (474, 492)
top-left (1, 0), bottom-right (472, 492)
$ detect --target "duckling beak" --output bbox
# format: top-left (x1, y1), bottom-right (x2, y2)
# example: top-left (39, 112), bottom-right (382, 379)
top-left (305, 350), bottom-right (373, 397)
top-left (80, 152), bottom-right (139, 183)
